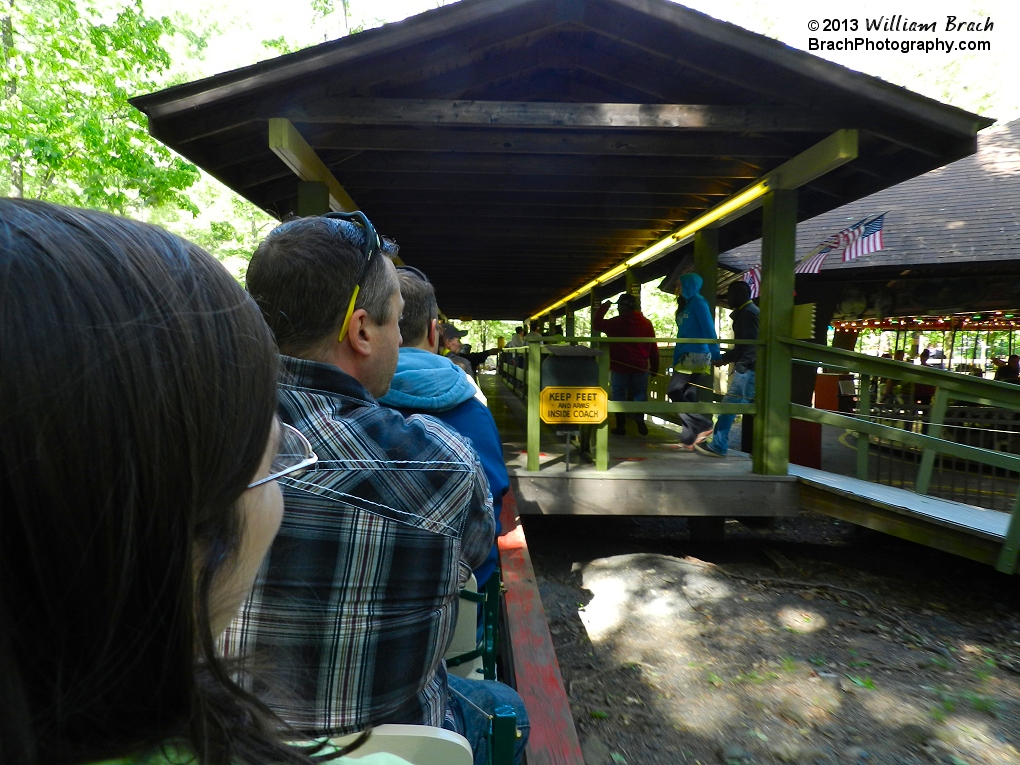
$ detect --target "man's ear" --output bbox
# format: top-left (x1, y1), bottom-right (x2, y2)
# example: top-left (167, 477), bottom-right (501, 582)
top-left (345, 308), bottom-right (373, 358)
top-left (427, 318), bottom-right (438, 350)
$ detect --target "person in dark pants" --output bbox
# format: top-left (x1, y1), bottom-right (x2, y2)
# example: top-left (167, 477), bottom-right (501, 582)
top-left (593, 293), bottom-right (659, 435)
top-left (695, 280), bottom-right (758, 458)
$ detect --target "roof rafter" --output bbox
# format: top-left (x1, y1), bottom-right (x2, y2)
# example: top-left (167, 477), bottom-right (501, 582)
top-left (272, 97), bottom-right (844, 131)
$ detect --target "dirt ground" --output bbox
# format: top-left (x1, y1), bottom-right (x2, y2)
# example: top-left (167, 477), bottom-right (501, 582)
top-left (523, 512), bottom-right (1020, 765)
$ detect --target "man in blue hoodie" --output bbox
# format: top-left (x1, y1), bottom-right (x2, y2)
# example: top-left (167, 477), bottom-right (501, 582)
top-left (380, 268), bottom-right (508, 588)
top-left (671, 273), bottom-right (720, 448)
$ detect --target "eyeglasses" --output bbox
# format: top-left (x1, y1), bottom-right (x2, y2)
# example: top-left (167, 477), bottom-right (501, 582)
top-left (395, 265), bottom-right (431, 284)
top-left (322, 211), bottom-right (383, 344)
top-left (248, 422), bottom-right (318, 489)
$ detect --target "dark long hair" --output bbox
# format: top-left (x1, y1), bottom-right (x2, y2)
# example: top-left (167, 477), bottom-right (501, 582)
top-left (0, 201), bottom-right (309, 765)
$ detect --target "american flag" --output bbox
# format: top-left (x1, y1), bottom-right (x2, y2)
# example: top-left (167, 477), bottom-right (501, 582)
top-left (843, 214), bottom-right (885, 261)
top-left (741, 265), bottom-right (761, 299)
top-left (794, 213), bottom-right (887, 273)
top-left (794, 249), bottom-right (830, 274)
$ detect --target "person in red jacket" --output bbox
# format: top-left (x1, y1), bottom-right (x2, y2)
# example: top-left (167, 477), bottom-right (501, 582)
top-left (593, 293), bottom-right (660, 435)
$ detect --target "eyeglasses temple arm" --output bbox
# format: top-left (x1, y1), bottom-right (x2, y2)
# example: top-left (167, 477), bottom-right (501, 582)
top-left (337, 285), bottom-right (361, 343)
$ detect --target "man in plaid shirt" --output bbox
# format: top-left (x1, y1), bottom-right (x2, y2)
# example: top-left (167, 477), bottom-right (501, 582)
top-left (224, 214), bottom-right (527, 765)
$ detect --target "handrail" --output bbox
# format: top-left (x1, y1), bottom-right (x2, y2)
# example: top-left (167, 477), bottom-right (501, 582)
top-left (501, 337), bottom-right (762, 345)
top-left (781, 338), bottom-right (1020, 574)
top-left (791, 404), bottom-right (1020, 474)
top-left (782, 337), bottom-right (1020, 410)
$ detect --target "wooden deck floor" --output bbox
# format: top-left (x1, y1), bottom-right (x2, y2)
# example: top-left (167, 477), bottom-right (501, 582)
top-left (482, 372), bottom-right (798, 517)
top-left (483, 372), bottom-right (1016, 570)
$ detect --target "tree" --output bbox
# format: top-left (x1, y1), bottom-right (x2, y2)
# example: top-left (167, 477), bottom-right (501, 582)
top-left (0, 0), bottom-right (199, 213)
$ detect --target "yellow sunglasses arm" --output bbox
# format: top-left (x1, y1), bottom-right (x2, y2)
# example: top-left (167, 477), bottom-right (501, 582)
top-left (337, 285), bottom-right (361, 343)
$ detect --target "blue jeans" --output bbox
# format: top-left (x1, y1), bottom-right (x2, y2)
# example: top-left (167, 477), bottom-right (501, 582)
top-left (610, 371), bottom-right (649, 422)
top-left (710, 368), bottom-right (755, 455)
top-left (444, 674), bottom-right (530, 765)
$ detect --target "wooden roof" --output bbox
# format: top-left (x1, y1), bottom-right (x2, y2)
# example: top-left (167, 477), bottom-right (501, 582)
top-left (131, 0), bottom-right (992, 319)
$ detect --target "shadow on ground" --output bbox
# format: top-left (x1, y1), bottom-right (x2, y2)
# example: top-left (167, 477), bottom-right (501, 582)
top-left (524, 513), bottom-right (1020, 765)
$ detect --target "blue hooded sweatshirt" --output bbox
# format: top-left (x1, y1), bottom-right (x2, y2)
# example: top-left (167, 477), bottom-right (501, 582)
top-left (379, 347), bottom-right (507, 586)
top-left (673, 273), bottom-right (721, 365)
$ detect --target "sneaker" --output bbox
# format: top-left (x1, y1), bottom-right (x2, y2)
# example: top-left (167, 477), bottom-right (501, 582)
top-left (694, 442), bottom-right (725, 458)
top-left (637, 421), bottom-right (648, 436)
top-left (694, 428), bottom-right (714, 445)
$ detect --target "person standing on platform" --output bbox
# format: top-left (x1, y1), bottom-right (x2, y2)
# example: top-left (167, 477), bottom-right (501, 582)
top-left (593, 293), bottom-right (659, 435)
top-left (695, 280), bottom-right (758, 458)
top-left (669, 273), bottom-right (720, 449)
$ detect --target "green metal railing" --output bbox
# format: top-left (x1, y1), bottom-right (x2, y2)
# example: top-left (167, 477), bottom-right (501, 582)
top-left (783, 338), bottom-right (1020, 574)
top-left (498, 336), bottom-right (760, 471)
top-left (498, 336), bottom-right (1020, 573)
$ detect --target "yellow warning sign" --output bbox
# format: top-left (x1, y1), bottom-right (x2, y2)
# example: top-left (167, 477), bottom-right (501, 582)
top-left (540, 386), bottom-right (608, 425)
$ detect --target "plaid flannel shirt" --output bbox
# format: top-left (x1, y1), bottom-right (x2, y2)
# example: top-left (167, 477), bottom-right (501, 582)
top-left (223, 356), bottom-right (494, 736)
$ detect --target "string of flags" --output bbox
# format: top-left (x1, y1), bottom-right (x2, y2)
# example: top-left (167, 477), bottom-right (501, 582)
top-left (740, 213), bottom-right (887, 298)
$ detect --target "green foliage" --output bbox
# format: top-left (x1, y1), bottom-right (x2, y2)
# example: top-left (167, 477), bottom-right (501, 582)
top-left (844, 673), bottom-right (875, 690)
top-left (0, 0), bottom-right (199, 212)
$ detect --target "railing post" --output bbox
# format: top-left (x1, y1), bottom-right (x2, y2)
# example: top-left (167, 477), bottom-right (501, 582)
top-left (856, 374), bottom-right (872, 480)
top-left (753, 188), bottom-right (797, 475)
top-left (526, 340), bottom-right (541, 472)
top-left (998, 492), bottom-right (1020, 574)
top-left (915, 387), bottom-right (948, 495)
top-left (595, 342), bottom-right (610, 471)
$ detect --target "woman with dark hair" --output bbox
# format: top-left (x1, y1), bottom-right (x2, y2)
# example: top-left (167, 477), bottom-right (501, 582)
top-left (0, 200), bottom-right (409, 765)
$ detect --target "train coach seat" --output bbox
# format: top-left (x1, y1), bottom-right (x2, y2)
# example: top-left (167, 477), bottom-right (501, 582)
top-left (444, 574), bottom-right (485, 680)
top-left (331, 725), bottom-right (472, 765)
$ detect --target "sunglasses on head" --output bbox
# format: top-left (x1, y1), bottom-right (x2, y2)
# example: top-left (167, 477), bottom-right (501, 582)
top-left (395, 265), bottom-right (431, 284)
top-left (321, 211), bottom-right (383, 344)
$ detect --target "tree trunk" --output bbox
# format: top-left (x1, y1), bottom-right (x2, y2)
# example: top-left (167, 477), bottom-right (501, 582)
top-left (3, 0), bottom-right (21, 196)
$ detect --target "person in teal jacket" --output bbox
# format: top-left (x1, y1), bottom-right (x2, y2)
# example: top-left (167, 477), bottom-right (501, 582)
top-left (380, 269), bottom-right (509, 589)
top-left (670, 273), bottom-right (720, 448)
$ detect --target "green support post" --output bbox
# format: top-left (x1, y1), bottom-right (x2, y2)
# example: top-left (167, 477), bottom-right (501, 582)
top-left (596, 342), bottom-right (610, 471)
top-left (565, 309), bottom-right (575, 342)
top-left (914, 387), bottom-right (948, 495)
top-left (753, 189), bottom-right (797, 475)
top-left (998, 492), bottom-right (1020, 574)
top-left (490, 705), bottom-right (518, 765)
top-left (694, 228), bottom-right (719, 314)
top-left (856, 374), bottom-right (872, 481)
top-left (526, 339), bottom-right (541, 472)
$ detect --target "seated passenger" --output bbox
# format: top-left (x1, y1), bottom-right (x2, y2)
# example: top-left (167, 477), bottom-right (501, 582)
top-left (379, 268), bottom-right (509, 588)
top-left (440, 322), bottom-right (476, 378)
top-left (0, 200), bottom-right (405, 765)
top-left (232, 214), bottom-right (528, 765)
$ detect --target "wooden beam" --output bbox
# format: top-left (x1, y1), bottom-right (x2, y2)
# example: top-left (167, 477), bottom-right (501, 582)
top-left (268, 118), bottom-right (358, 212)
top-left (370, 200), bottom-right (703, 220)
top-left (302, 172), bottom-right (736, 196)
top-left (276, 97), bottom-right (842, 131)
top-left (383, 214), bottom-right (676, 230)
top-left (298, 124), bottom-right (811, 158)
top-left (318, 151), bottom-right (764, 178)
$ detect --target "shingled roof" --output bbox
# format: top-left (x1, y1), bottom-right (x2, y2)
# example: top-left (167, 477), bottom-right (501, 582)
top-left (132, 0), bottom-right (992, 319)
top-left (718, 119), bottom-right (1020, 277)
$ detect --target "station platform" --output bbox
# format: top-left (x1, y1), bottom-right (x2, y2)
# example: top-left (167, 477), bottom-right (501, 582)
top-left (480, 370), bottom-right (799, 518)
